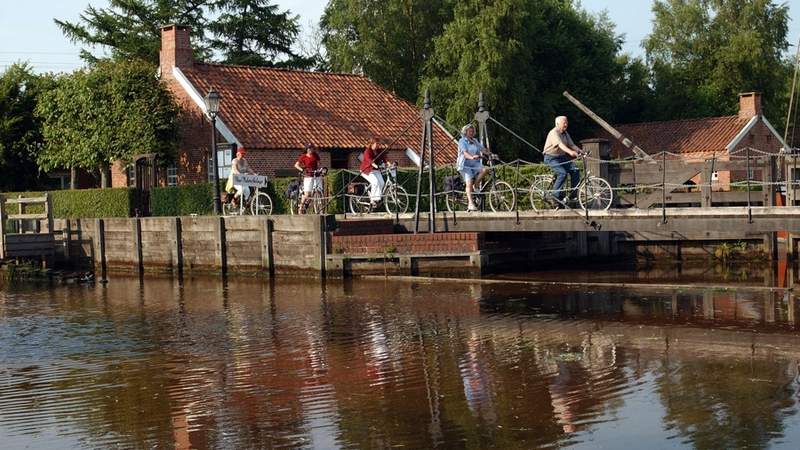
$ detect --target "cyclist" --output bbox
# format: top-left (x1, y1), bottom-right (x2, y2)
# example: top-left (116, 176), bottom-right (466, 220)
top-left (457, 124), bottom-right (490, 211)
top-left (293, 143), bottom-right (322, 214)
top-left (359, 139), bottom-right (394, 210)
top-left (543, 116), bottom-right (583, 206)
top-left (231, 147), bottom-right (256, 208)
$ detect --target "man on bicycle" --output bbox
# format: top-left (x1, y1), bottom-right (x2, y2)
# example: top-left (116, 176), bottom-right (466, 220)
top-left (543, 116), bottom-right (583, 206)
top-left (294, 143), bottom-right (322, 214)
top-left (360, 139), bottom-right (394, 210)
top-left (457, 124), bottom-right (490, 211)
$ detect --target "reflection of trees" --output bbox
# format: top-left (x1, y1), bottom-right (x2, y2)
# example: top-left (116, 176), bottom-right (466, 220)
top-left (656, 358), bottom-right (797, 449)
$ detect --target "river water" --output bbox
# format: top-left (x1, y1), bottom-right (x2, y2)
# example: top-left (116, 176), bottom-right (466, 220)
top-left (1, 265), bottom-right (800, 449)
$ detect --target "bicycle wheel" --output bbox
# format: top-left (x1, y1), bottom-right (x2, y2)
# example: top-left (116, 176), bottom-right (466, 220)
top-left (488, 180), bottom-right (516, 212)
top-left (445, 190), bottom-right (468, 213)
top-left (250, 192), bottom-right (273, 215)
top-left (384, 185), bottom-right (409, 214)
top-left (529, 175), bottom-right (556, 211)
top-left (349, 186), bottom-right (371, 214)
top-left (578, 176), bottom-right (614, 211)
top-left (310, 190), bottom-right (325, 214)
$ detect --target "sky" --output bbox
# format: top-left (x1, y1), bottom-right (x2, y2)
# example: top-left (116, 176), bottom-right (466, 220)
top-left (2, 0), bottom-right (800, 73)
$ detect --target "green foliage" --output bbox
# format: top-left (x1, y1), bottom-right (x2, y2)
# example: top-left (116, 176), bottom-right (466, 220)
top-left (1, 188), bottom-right (135, 218)
top-left (0, 63), bottom-right (53, 191)
top-left (321, 0), bottom-right (454, 101)
top-left (150, 183), bottom-right (215, 216)
top-left (644, 0), bottom-right (791, 123)
top-left (57, 0), bottom-right (307, 68)
top-left (35, 58), bottom-right (180, 186)
top-left (422, 0), bottom-right (627, 161)
top-left (208, 0), bottom-right (310, 68)
top-left (51, 188), bottom-right (135, 218)
top-left (55, 0), bottom-right (210, 64)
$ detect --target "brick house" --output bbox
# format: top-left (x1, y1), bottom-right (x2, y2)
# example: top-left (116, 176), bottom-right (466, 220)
top-left (594, 92), bottom-right (789, 188)
top-left (111, 25), bottom-right (457, 188)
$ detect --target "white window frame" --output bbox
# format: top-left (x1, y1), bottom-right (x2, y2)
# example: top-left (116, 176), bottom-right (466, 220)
top-left (167, 164), bottom-right (178, 186)
top-left (126, 165), bottom-right (136, 187)
top-left (208, 148), bottom-right (232, 181)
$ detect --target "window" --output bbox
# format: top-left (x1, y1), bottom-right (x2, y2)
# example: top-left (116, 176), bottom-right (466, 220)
top-left (45, 172), bottom-right (70, 190)
top-left (208, 147), bottom-right (232, 181)
top-left (126, 165), bottom-right (136, 187)
top-left (167, 164), bottom-right (178, 186)
top-left (331, 151), bottom-right (349, 169)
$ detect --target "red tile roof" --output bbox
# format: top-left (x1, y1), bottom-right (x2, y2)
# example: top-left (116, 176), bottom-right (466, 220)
top-left (181, 63), bottom-right (456, 163)
top-left (598, 115), bottom-right (750, 158)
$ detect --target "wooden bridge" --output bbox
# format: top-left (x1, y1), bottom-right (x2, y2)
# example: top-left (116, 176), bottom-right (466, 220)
top-left (0, 194), bottom-right (56, 262)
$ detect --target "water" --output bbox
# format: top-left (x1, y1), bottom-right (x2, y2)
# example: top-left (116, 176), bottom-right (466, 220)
top-left (1, 267), bottom-right (800, 449)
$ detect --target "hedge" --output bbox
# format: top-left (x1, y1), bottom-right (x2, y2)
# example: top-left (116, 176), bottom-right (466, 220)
top-left (1, 188), bottom-right (136, 218)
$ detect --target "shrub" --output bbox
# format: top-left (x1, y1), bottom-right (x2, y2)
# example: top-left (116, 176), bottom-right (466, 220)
top-left (150, 183), bottom-right (214, 216)
top-left (1, 188), bottom-right (135, 218)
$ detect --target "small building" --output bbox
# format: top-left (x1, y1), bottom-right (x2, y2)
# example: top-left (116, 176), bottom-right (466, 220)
top-left (111, 25), bottom-right (456, 188)
top-left (595, 92), bottom-right (789, 188)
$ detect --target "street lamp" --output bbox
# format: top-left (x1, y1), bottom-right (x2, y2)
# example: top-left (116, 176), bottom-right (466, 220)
top-left (205, 89), bottom-right (222, 214)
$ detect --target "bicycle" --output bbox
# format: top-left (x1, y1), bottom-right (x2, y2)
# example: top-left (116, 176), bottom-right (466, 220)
top-left (289, 168), bottom-right (328, 215)
top-left (348, 164), bottom-right (410, 214)
top-left (445, 154), bottom-right (516, 213)
top-left (223, 185), bottom-right (273, 216)
top-left (529, 153), bottom-right (613, 211)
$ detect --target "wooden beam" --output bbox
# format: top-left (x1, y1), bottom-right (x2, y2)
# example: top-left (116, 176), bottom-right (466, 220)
top-left (4, 196), bottom-right (49, 205)
top-left (563, 91), bottom-right (653, 160)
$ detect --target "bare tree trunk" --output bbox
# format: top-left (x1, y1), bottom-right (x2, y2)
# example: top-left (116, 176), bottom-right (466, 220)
top-left (70, 167), bottom-right (77, 190)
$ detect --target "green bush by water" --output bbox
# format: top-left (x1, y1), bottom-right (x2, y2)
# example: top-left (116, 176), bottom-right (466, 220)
top-left (1, 188), bottom-right (135, 218)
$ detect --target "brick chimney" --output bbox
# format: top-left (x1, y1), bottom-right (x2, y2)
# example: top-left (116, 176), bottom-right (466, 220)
top-left (160, 24), bottom-right (193, 72)
top-left (738, 92), bottom-right (762, 119)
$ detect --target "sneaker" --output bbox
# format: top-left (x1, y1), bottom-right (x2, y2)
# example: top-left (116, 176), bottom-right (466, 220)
top-left (467, 203), bottom-right (478, 212)
top-left (370, 201), bottom-right (380, 210)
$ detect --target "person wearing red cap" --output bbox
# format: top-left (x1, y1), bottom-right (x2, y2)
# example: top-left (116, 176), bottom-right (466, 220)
top-left (294, 143), bottom-right (322, 214)
top-left (231, 146), bottom-right (255, 205)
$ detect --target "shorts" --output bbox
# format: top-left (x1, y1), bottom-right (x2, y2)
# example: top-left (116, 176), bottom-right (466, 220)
top-left (459, 165), bottom-right (483, 182)
top-left (303, 176), bottom-right (322, 193)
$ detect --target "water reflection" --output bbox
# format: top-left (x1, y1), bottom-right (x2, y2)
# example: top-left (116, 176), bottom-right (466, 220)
top-left (1, 273), bottom-right (800, 448)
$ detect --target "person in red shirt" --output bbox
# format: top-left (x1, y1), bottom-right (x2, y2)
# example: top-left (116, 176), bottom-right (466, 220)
top-left (294, 143), bottom-right (322, 213)
top-left (359, 139), bottom-right (394, 209)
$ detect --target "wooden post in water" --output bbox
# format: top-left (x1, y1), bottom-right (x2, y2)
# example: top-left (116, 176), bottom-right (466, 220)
top-left (172, 217), bottom-right (183, 275)
top-left (261, 219), bottom-right (274, 276)
top-left (0, 196), bottom-right (6, 259)
top-left (62, 220), bottom-right (72, 261)
top-left (132, 218), bottom-right (143, 274)
top-left (95, 219), bottom-right (107, 277)
top-left (216, 217), bottom-right (227, 275)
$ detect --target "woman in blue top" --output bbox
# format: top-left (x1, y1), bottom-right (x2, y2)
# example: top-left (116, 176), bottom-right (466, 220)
top-left (457, 124), bottom-right (489, 211)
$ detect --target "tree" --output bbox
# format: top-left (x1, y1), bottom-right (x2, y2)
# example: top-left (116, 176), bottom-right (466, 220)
top-left (644, 0), bottom-right (791, 122)
top-left (0, 63), bottom-right (53, 191)
top-left (55, 0), bottom-right (211, 64)
top-left (35, 59), bottom-right (180, 188)
top-left (321, 0), bottom-right (454, 101)
top-left (422, 0), bottom-right (626, 160)
top-left (207, 0), bottom-right (310, 68)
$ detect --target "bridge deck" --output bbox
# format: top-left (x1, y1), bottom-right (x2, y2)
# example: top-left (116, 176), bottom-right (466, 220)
top-left (340, 207), bottom-right (800, 239)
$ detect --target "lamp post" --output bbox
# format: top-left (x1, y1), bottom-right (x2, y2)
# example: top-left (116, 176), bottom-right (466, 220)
top-left (205, 89), bottom-right (222, 214)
